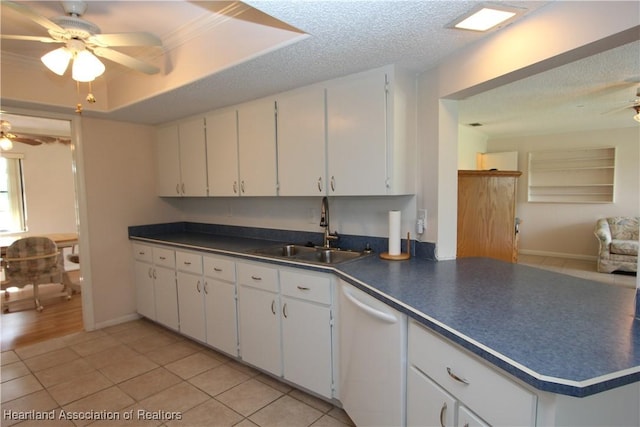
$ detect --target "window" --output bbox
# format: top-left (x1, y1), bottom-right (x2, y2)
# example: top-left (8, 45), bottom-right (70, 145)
top-left (0, 154), bottom-right (27, 233)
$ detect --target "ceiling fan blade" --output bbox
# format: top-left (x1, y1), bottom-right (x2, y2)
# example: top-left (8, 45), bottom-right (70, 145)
top-left (3, 1), bottom-right (66, 34)
top-left (11, 137), bottom-right (42, 146)
top-left (92, 47), bottom-right (160, 75)
top-left (90, 32), bottom-right (162, 47)
top-left (1, 34), bottom-right (61, 43)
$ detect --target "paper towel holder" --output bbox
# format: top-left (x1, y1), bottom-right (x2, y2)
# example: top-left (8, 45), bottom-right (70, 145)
top-left (380, 232), bottom-right (411, 260)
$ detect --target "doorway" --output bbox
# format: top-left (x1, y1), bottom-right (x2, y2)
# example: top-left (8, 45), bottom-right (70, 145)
top-left (0, 111), bottom-right (84, 350)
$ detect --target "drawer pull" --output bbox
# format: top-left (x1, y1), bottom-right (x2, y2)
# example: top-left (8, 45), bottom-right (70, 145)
top-left (138, 251), bottom-right (146, 255)
top-left (297, 285), bottom-right (310, 291)
top-left (251, 275), bottom-right (262, 281)
top-left (213, 267), bottom-right (223, 272)
top-left (447, 367), bottom-right (469, 385)
top-left (184, 261), bottom-right (192, 265)
top-left (439, 402), bottom-right (447, 427)
top-left (159, 256), bottom-right (166, 260)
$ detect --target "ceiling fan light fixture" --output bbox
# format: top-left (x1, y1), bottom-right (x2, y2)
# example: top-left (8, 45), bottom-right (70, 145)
top-left (72, 50), bottom-right (105, 82)
top-left (634, 106), bottom-right (640, 123)
top-left (0, 135), bottom-right (13, 151)
top-left (41, 47), bottom-right (72, 75)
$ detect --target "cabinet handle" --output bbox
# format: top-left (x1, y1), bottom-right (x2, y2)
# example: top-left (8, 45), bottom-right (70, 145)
top-left (446, 367), bottom-right (470, 385)
top-left (196, 280), bottom-right (201, 293)
top-left (297, 285), bottom-right (310, 291)
top-left (181, 183), bottom-right (185, 194)
top-left (271, 300), bottom-right (276, 315)
top-left (176, 183), bottom-right (180, 195)
top-left (152, 269), bottom-right (157, 279)
top-left (283, 302), bottom-right (288, 318)
top-left (317, 177), bottom-right (322, 192)
top-left (138, 251), bottom-right (146, 256)
top-left (213, 267), bottom-right (223, 272)
top-left (251, 275), bottom-right (262, 281)
top-left (203, 282), bottom-right (209, 295)
top-left (183, 261), bottom-right (192, 265)
top-left (330, 176), bottom-right (335, 192)
top-left (159, 256), bottom-right (166, 260)
top-left (439, 402), bottom-right (447, 427)
top-left (241, 180), bottom-right (245, 193)
top-left (233, 181), bottom-right (238, 194)
top-left (148, 267), bottom-right (153, 278)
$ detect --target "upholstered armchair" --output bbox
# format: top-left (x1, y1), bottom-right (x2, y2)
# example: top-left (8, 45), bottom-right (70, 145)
top-left (594, 217), bottom-right (639, 273)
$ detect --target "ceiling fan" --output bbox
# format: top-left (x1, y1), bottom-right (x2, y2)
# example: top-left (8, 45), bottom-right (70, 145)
top-left (602, 87), bottom-right (640, 122)
top-left (1, 0), bottom-right (162, 81)
top-left (1, 120), bottom-right (71, 151)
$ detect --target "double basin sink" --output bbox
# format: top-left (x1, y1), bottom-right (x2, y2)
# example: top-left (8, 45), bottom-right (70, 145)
top-left (251, 244), bottom-right (369, 265)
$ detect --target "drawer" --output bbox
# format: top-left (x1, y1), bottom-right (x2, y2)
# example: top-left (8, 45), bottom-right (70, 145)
top-left (153, 247), bottom-right (175, 268)
top-left (203, 255), bottom-right (236, 282)
top-left (176, 251), bottom-right (203, 274)
top-left (408, 320), bottom-right (536, 427)
top-left (237, 262), bottom-right (278, 292)
top-left (280, 270), bottom-right (331, 305)
top-left (132, 243), bottom-right (152, 263)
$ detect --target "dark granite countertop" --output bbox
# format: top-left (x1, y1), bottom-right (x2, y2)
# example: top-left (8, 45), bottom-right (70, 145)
top-left (129, 226), bottom-right (639, 398)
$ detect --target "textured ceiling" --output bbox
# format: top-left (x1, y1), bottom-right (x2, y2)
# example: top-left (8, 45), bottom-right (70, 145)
top-left (1, 1), bottom-right (639, 139)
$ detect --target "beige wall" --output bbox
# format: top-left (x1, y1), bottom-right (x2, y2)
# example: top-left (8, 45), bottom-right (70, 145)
top-left (79, 117), bottom-right (180, 327)
top-left (487, 127), bottom-right (640, 259)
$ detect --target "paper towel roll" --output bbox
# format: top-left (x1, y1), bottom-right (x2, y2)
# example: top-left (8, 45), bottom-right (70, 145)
top-left (388, 210), bottom-right (401, 255)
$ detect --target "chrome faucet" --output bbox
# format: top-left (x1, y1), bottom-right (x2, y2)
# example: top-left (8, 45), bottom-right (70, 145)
top-left (320, 196), bottom-right (339, 248)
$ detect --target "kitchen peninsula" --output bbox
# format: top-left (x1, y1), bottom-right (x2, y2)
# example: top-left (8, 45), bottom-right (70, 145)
top-left (129, 222), bottom-right (640, 426)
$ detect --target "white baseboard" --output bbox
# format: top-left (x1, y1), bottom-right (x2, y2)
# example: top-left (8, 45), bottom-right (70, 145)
top-left (519, 249), bottom-right (597, 261)
top-left (93, 313), bottom-right (141, 330)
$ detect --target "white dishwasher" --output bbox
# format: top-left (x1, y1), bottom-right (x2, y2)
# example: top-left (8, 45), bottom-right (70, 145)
top-left (338, 278), bottom-right (407, 427)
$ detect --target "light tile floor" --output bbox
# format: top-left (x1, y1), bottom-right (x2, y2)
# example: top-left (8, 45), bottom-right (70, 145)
top-left (518, 254), bottom-right (637, 289)
top-left (1, 319), bottom-right (354, 427)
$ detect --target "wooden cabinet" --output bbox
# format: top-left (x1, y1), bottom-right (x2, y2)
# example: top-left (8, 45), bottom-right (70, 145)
top-left (276, 85), bottom-right (327, 196)
top-left (407, 320), bottom-right (536, 427)
top-left (326, 65), bottom-right (416, 196)
top-left (155, 118), bottom-right (207, 197)
top-left (203, 255), bottom-right (238, 356)
top-left (206, 108), bottom-right (240, 197)
top-left (457, 170), bottom-right (522, 263)
top-left (237, 98), bottom-right (278, 196)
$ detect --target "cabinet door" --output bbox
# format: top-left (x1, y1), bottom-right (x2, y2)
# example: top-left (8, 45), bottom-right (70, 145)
top-left (326, 69), bottom-right (388, 195)
top-left (237, 285), bottom-right (281, 375)
top-left (154, 266), bottom-right (179, 330)
top-left (407, 365), bottom-right (456, 427)
top-left (178, 118), bottom-right (208, 196)
top-left (205, 279), bottom-right (238, 356)
top-left (177, 271), bottom-right (205, 342)
top-left (459, 405), bottom-right (489, 427)
top-left (277, 86), bottom-right (326, 196)
top-left (206, 109), bottom-right (240, 196)
top-left (237, 98), bottom-right (278, 196)
top-left (156, 125), bottom-right (181, 196)
top-left (134, 260), bottom-right (155, 320)
top-left (281, 296), bottom-right (332, 398)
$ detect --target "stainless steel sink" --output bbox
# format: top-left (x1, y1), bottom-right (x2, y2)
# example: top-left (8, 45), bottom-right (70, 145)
top-left (251, 244), bottom-right (368, 265)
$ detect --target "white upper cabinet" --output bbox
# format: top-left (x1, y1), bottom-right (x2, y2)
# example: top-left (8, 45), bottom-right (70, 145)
top-left (276, 85), bottom-right (327, 196)
top-left (155, 117), bottom-right (207, 197)
top-left (206, 108), bottom-right (240, 197)
top-left (237, 97), bottom-right (278, 196)
top-left (326, 65), bottom-right (415, 196)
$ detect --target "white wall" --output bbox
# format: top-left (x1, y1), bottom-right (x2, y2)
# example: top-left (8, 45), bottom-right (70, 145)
top-left (487, 127), bottom-right (640, 259)
top-left (458, 125), bottom-right (488, 170)
top-left (3, 141), bottom-right (76, 235)
top-left (79, 117), bottom-right (180, 327)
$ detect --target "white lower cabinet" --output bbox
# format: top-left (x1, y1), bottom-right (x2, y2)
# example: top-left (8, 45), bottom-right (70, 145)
top-left (237, 262), bottom-right (336, 399)
top-left (176, 251), bottom-right (205, 342)
top-left (203, 255), bottom-right (238, 356)
top-left (133, 243), bottom-right (179, 331)
top-left (237, 262), bottom-right (281, 376)
top-left (407, 320), bottom-right (536, 427)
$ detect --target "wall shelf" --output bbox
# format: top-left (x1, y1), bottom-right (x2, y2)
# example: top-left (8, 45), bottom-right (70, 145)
top-left (527, 147), bottom-right (615, 203)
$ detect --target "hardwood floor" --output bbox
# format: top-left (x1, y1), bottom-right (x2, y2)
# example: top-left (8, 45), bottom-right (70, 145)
top-left (0, 283), bottom-right (83, 351)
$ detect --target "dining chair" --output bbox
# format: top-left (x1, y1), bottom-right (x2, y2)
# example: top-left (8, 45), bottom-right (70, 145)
top-left (2, 236), bottom-right (70, 312)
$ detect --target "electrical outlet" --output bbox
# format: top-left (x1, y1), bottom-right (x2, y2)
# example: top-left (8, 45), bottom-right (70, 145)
top-left (417, 209), bottom-right (427, 234)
